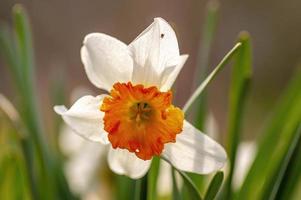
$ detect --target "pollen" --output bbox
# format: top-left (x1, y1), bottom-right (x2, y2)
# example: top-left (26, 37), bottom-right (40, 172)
top-left (100, 82), bottom-right (184, 160)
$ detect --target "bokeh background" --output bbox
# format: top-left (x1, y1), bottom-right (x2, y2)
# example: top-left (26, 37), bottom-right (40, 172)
top-left (1, 0), bottom-right (301, 199)
top-left (1, 0), bottom-right (301, 154)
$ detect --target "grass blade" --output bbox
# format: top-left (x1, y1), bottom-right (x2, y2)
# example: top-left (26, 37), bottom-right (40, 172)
top-left (237, 67), bottom-right (301, 200)
top-left (162, 157), bottom-right (202, 200)
top-left (134, 175), bottom-right (147, 200)
top-left (172, 168), bottom-right (182, 200)
top-left (178, 170), bottom-right (203, 200)
top-left (183, 42), bottom-right (241, 113)
top-left (275, 128), bottom-right (301, 200)
top-left (0, 25), bottom-right (22, 87)
top-left (187, 0), bottom-right (220, 192)
top-left (262, 125), bottom-right (301, 200)
top-left (204, 171), bottom-right (224, 200)
top-left (12, 5), bottom-right (55, 199)
top-left (224, 31), bottom-right (252, 199)
top-left (0, 96), bottom-right (32, 200)
top-left (192, 0), bottom-right (220, 130)
top-left (13, 4), bottom-right (46, 151)
top-left (0, 5), bottom-right (75, 200)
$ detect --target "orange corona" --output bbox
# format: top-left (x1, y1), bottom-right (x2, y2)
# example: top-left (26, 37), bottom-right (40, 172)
top-left (101, 82), bottom-right (184, 160)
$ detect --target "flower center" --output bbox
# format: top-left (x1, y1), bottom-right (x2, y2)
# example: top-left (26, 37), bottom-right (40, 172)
top-left (100, 82), bottom-right (184, 160)
top-left (129, 102), bottom-right (153, 124)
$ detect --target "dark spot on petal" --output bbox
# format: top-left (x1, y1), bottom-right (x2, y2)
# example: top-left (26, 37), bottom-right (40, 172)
top-left (160, 33), bottom-right (164, 38)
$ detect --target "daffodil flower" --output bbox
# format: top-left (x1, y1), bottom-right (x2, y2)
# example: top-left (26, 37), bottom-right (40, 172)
top-left (54, 17), bottom-right (227, 179)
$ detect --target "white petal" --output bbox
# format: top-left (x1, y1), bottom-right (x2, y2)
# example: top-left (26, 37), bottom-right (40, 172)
top-left (129, 18), bottom-right (180, 87)
top-left (107, 147), bottom-right (151, 179)
top-left (65, 141), bottom-right (107, 195)
top-left (59, 124), bottom-right (86, 156)
top-left (162, 120), bottom-right (227, 174)
top-left (81, 33), bottom-right (133, 91)
top-left (160, 54), bottom-right (188, 91)
top-left (54, 95), bottom-right (109, 144)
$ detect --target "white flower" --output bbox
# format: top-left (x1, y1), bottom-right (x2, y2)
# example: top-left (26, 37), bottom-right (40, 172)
top-left (54, 17), bottom-right (227, 179)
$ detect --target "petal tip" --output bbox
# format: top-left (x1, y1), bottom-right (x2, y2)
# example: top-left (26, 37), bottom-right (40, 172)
top-left (181, 54), bottom-right (189, 60)
top-left (153, 17), bottom-right (168, 24)
top-left (82, 32), bottom-right (101, 45)
top-left (54, 105), bottom-right (67, 115)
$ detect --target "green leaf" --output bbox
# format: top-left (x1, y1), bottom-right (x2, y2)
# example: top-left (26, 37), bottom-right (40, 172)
top-left (12, 5), bottom-right (54, 200)
top-left (178, 170), bottom-right (203, 200)
top-left (12, 4), bottom-right (45, 148)
top-left (0, 107), bottom-right (32, 200)
top-left (262, 125), bottom-right (301, 200)
top-left (204, 172), bottom-right (224, 200)
top-left (134, 175), bottom-right (148, 200)
top-left (0, 24), bottom-right (23, 87)
top-left (188, 0), bottom-right (220, 191)
top-left (183, 42), bottom-right (241, 113)
top-left (224, 31), bottom-right (252, 199)
top-left (192, 0), bottom-right (220, 130)
top-left (237, 67), bottom-right (301, 199)
top-left (0, 5), bottom-right (75, 200)
top-left (147, 156), bottom-right (160, 200)
top-left (172, 168), bottom-right (182, 200)
top-left (275, 127), bottom-right (301, 200)
top-left (161, 157), bottom-right (202, 200)
top-left (13, 4), bottom-right (34, 79)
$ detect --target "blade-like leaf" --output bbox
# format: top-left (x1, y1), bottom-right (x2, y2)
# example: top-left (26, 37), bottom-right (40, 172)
top-left (183, 42), bottom-right (241, 113)
top-left (237, 67), bottom-right (301, 199)
top-left (12, 5), bottom-right (54, 200)
top-left (262, 125), bottom-right (301, 200)
top-left (162, 157), bottom-right (202, 200)
top-left (178, 170), bottom-right (203, 200)
top-left (275, 127), bottom-right (301, 200)
top-left (147, 156), bottom-right (160, 200)
top-left (134, 175), bottom-right (147, 200)
top-left (0, 25), bottom-right (22, 87)
top-left (188, 0), bottom-right (220, 191)
top-left (0, 5), bottom-right (76, 200)
top-left (13, 4), bottom-right (44, 148)
top-left (224, 31), bottom-right (252, 199)
top-left (0, 100), bottom-right (32, 200)
top-left (192, 0), bottom-right (220, 130)
top-left (172, 168), bottom-right (182, 200)
top-left (204, 172), bottom-right (224, 200)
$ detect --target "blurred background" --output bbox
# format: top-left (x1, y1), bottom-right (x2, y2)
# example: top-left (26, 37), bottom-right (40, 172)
top-left (1, 0), bottom-right (301, 199)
